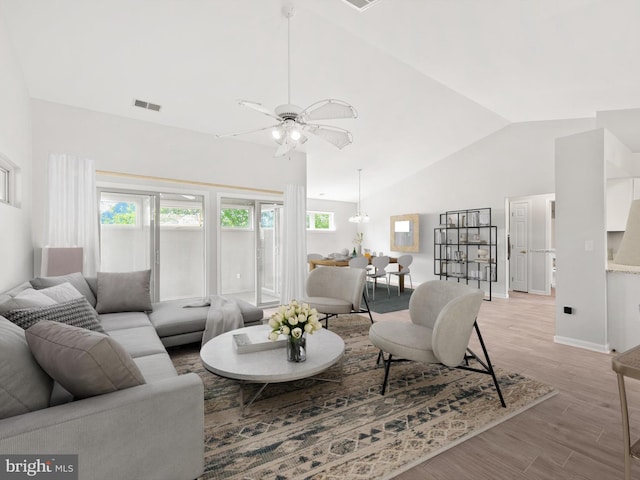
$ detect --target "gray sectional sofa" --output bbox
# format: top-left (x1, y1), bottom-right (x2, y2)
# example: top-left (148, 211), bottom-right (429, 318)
top-left (0, 271), bottom-right (263, 480)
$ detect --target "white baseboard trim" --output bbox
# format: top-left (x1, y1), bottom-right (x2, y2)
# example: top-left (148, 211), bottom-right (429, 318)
top-left (553, 335), bottom-right (610, 354)
top-left (491, 292), bottom-right (508, 299)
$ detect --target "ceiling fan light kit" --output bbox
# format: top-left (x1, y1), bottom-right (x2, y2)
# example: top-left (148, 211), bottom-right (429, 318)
top-left (217, 6), bottom-right (357, 157)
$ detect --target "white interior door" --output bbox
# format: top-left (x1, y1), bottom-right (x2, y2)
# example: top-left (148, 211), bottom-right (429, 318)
top-left (510, 201), bottom-right (529, 292)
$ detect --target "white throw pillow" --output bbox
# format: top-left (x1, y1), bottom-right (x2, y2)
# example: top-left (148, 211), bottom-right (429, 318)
top-left (0, 289), bottom-right (57, 314)
top-left (38, 282), bottom-right (84, 304)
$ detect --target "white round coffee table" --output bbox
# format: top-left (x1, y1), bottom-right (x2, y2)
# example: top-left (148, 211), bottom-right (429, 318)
top-left (200, 324), bottom-right (345, 413)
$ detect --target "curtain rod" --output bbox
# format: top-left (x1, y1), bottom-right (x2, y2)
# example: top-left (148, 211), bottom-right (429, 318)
top-left (96, 170), bottom-right (283, 195)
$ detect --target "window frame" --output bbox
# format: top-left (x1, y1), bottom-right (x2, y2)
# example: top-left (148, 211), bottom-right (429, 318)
top-left (0, 153), bottom-right (18, 207)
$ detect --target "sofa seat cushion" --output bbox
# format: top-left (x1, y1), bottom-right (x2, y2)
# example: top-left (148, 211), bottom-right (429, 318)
top-left (106, 326), bottom-right (167, 358)
top-left (303, 296), bottom-right (352, 315)
top-left (133, 353), bottom-right (178, 383)
top-left (148, 299), bottom-right (209, 338)
top-left (0, 316), bottom-right (53, 419)
top-left (100, 311), bottom-right (153, 332)
top-left (25, 320), bottom-right (146, 400)
top-left (235, 298), bottom-right (264, 325)
top-left (149, 297), bottom-right (264, 338)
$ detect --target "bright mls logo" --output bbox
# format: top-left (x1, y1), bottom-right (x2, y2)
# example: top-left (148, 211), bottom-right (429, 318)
top-left (0, 455), bottom-right (77, 479)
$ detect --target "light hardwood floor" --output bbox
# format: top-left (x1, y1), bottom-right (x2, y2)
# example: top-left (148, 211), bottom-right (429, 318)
top-left (371, 291), bottom-right (635, 480)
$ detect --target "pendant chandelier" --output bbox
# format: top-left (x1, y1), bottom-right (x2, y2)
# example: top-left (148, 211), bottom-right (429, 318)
top-left (349, 169), bottom-right (370, 223)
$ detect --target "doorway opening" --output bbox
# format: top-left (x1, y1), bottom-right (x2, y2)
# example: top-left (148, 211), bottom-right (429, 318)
top-left (506, 194), bottom-right (555, 296)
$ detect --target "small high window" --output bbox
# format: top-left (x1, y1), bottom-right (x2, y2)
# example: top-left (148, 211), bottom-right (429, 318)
top-left (307, 211), bottom-right (335, 231)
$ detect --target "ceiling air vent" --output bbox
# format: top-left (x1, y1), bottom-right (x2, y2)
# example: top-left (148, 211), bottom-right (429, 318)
top-left (133, 99), bottom-right (162, 112)
top-left (341, 0), bottom-right (382, 11)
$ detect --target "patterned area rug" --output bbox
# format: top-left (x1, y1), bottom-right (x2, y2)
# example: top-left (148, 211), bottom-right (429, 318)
top-left (170, 315), bottom-right (556, 480)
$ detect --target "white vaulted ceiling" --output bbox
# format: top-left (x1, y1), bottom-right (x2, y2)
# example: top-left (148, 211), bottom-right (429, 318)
top-left (1, 0), bottom-right (639, 201)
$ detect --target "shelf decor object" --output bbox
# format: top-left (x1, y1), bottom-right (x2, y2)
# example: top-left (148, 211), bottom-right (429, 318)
top-left (433, 207), bottom-right (497, 300)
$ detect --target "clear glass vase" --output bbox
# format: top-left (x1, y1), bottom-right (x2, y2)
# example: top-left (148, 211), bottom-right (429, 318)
top-left (286, 333), bottom-right (306, 363)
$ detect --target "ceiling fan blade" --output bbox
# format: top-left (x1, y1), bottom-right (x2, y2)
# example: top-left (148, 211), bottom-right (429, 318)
top-left (215, 124), bottom-right (280, 139)
top-left (237, 100), bottom-right (282, 121)
top-left (303, 124), bottom-right (353, 149)
top-left (299, 99), bottom-right (358, 121)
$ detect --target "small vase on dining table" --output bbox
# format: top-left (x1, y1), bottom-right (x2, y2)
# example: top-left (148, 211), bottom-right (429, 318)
top-left (286, 333), bottom-right (306, 363)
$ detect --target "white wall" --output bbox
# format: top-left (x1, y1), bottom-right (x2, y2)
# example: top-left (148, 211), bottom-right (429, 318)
top-left (0, 14), bottom-right (32, 291)
top-left (358, 118), bottom-right (595, 296)
top-left (554, 129), bottom-right (608, 352)
top-left (307, 198), bottom-right (358, 256)
top-left (31, 100), bottom-right (306, 295)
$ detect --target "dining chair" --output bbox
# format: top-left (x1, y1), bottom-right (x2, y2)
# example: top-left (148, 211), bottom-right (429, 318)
top-left (348, 255), bottom-right (369, 269)
top-left (368, 280), bottom-right (505, 407)
top-left (367, 256), bottom-right (390, 301)
top-left (388, 254), bottom-right (413, 295)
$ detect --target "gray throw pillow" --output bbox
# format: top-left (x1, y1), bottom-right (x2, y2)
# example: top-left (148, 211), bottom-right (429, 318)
top-left (0, 316), bottom-right (53, 419)
top-left (25, 320), bottom-right (146, 399)
top-left (95, 270), bottom-right (153, 314)
top-left (31, 272), bottom-right (97, 307)
top-left (4, 297), bottom-right (106, 333)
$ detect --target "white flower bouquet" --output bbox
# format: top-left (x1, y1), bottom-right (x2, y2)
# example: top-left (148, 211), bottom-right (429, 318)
top-left (268, 300), bottom-right (322, 341)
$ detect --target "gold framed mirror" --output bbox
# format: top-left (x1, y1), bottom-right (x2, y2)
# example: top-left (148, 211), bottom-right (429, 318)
top-left (390, 213), bottom-right (420, 252)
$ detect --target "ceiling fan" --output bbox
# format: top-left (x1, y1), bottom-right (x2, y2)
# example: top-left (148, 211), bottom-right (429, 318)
top-left (217, 6), bottom-right (358, 157)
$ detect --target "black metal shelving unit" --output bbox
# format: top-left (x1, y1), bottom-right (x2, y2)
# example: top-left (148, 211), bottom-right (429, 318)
top-left (434, 207), bottom-right (497, 300)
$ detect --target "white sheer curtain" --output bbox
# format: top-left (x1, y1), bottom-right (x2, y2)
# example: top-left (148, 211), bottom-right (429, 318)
top-left (45, 154), bottom-right (100, 276)
top-left (280, 183), bottom-right (307, 303)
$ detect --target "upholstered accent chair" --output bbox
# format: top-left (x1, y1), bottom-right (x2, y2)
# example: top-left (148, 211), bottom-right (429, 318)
top-left (303, 266), bottom-right (372, 328)
top-left (368, 280), bottom-right (505, 406)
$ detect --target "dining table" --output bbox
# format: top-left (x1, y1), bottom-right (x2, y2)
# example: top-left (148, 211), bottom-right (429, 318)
top-left (308, 256), bottom-right (407, 293)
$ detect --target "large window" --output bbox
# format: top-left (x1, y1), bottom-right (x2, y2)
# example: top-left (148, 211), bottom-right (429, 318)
top-left (307, 211), bottom-right (335, 231)
top-left (99, 189), bottom-right (205, 301)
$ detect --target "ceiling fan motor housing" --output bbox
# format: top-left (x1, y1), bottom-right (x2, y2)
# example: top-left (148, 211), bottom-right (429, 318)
top-left (275, 103), bottom-right (302, 120)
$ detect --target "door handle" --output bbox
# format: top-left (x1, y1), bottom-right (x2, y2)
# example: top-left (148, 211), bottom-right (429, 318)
top-left (520, 250), bottom-right (527, 254)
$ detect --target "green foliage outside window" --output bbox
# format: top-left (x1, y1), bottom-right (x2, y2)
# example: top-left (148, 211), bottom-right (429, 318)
top-left (160, 207), bottom-right (202, 226)
top-left (221, 207), bottom-right (250, 228)
top-left (101, 202), bottom-right (136, 225)
top-left (314, 213), bottom-right (330, 229)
